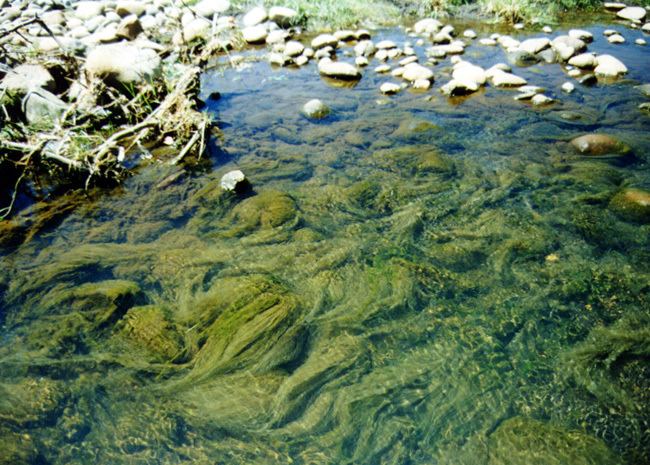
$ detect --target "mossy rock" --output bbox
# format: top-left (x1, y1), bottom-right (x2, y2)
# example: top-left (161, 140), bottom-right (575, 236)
top-left (570, 134), bottom-right (631, 158)
top-left (345, 180), bottom-right (384, 210)
top-left (487, 417), bottom-right (622, 465)
top-left (609, 188), bottom-right (650, 223)
top-left (371, 145), bottom-right (454, 177)
top-left (221, 190), bottom-right (300, 237)
top-left (120, 305), bottom-right (187, 363)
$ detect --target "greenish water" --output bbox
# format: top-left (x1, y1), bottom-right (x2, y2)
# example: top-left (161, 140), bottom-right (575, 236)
top-left (1, 21), bottom-right (650, 464)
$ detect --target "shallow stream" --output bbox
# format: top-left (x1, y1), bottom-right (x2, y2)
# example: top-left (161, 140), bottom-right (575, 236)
top-left (1, 16), bottom-right (650, 465)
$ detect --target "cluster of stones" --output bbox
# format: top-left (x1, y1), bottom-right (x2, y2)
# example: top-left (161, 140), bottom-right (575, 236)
top-left (0, 0), bottom-right (241, 124)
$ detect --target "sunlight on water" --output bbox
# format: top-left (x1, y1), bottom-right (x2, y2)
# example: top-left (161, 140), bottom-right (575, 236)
top-left (1, 19), bottom-right (649, 465)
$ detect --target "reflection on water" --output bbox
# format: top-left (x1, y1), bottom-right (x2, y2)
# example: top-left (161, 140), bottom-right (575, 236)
top-left (1, 19), bottom-right (649, 465)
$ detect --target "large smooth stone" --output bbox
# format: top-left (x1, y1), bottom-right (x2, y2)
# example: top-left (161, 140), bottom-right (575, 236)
top-left (414, 18), bottom-right (442, 34)
top-left (594, 54), bottom-right (628, 77)
top-left (242, 25), bottom-right (267, 43)
top-left (318, 59), bottom-right (360, 80)
top-left (617, 6), bottom-right (646, 21)
top-left (452, 62), bottom-right (486, 85)
top-left (570, 133), bottom-right (631, 156)
top-left (243, 7), bottom-right (266, 27)
top-left (85, 43), bottom-right (161, 84)
top-left (311, 34), bottom-right (338, 49)
top-left (490, 70), bottom-right (527, 87)
top-left (568, 53), bottom-right (597, 68)
top-left (609, 188), bottom-right (650, 222)
top-left (401, 63), bottom-right (433, 82)
top-left (519, 37), bottom-right (550, 54)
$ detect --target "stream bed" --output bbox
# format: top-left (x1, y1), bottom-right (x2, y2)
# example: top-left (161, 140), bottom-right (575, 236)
top-left (1, 16), bottom-right (650, 465)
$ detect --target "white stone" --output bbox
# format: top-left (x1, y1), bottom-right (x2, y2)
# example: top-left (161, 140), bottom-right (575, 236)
top-left (603, 29), bottom-right (617, 36)
top-left (220, 170), bottom-right (246, 191)
top-left (354, 40), bottom-right (375, 57)
top-left (531, 94), bottom-right (553, 105)
top-left (412, 79), bottom-right (431, 90)
top-left (490, 70), bottom-right (527, 87)
top-left (85, 43), bottom-right (161, 84)
top-left (318, 58), bottom-right (361, 80)
top-left (183, 18), bottom-right (211, 42)
top-left (452, 62), bottom-right (486, 86)
top-left (568, 53), bottom-right (597, 68)
top-left (391, 67), bottom-right (405, 78)
top-left (295, 55), bottom-right (309, 66)
top-left (604, 2), bottom-right (626, 10)
top-left (542, 26), bottom-right (552, 33)
top-left (242, 25), bottom-right (267, 43)
top-left (375, 64), bottom-right (391, 73)
top-left (519, 37), bottom-right (550, 54)
top-left (562, 82), bottom-right (575, 93)
top-left (380, 82), bottom-right (401, 94)
top-left (463, 29), bottom-right (477, 39)
top-left (617, 6), bottom-right (646, 22)
top-left (376, 40), bottom-right (397, 50)
top-left (568, 29), bottom-right (593, 42)
top-left (355, 56), bottom-right (368, 67)
top-left (479, 38), bottom-right (497, 46)
top-left (399, 56), bottom-right (418, 66)
top-left (75, 1), bottom-right (104, 20)
top-left (401, 63), bottom-right (433, 82)
top-left (440, 78), bottom-right (479, 96)
top-left (0, 64), bottom-right (55, 93)
top-left (284, 41), bottom-right (304, 57)
top-left (302, 99), bottom-right (330, 119)
top-left (116, 1), bottom-right (147, 17)
top-left (243, 7), bottom-right (266, 27)
top-left (334, 30), bottom-right (356, 41)
top-left (643, 23), bottom-right (650, 33)
top-left (266, 30), bottom-right (288, 44)
top-left (311, 34), bottom-right (338, 49)
top-left (594, 54), bottom-right (628, 77)
top-left (568, 69), bottom-right (582, 78)
top-left (194, 0), bottom-right (230, 18)
top-left (608, 34), bottom-right (625, 44)
top-left (636, 38), bottom-right (647, 45)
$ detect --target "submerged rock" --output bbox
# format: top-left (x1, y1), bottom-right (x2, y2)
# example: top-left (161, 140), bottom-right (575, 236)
top-left (609, 188), bottom-right (650, 223)
top-left (302, 99), bottom-right (330, 119)
top-left (570, 133), bottom-right (631, 157)
top-left (121, 305), bottom-right (186, 362)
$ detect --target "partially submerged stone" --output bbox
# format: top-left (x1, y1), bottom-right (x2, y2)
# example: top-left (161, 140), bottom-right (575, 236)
top-left (413, 18), bottom-right (442, 34)
top-left (302, 99), bottom-right (330, 119)
top-left (220, 170), bottom-right (247, 191)
top-left (318, 58), bottom-right (361, 80)
top-left (570, 133), bottom-right (631, 157)
top-left (594, 54), bottom-right (628, 77)
top-left (490, 70), bottom-right (527, 87)
top-left (609, 188), bottom-right (650, 222)
top-left (568, 53), bottom-right (597, 69)
top-left (401, 62), bottom-right (433, 82)
top-left (441, 78), bottom-right (479, 96)
top-left (519, 37), bottom-right (550, 54)
top-left (311, 34), bottom-right (338, 49)
top-left (380, 82), bottom-right (401, 94)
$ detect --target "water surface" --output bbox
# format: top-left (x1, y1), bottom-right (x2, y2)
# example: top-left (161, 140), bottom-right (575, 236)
top-left (1, 18), bottom-right (649, 465)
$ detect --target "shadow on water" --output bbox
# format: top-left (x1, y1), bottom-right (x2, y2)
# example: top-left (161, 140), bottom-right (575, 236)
top-left (1, 16), bottom-right (650, 465)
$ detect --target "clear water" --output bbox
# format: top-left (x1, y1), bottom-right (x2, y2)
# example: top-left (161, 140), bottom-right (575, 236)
top-left (1, 19), bottom-right (649, 465)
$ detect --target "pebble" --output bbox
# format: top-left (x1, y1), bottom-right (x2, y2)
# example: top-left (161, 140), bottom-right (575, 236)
top-left (375, 65), bottom-right (391, 73)
top-left (463, 29), bottom-right (477, 39)
top-left (542, 26), bottom-right (553, 33)
top-left (532, 94), bottom-right (554, 106)
top-left (636, 38), bottom-right (647, 45)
